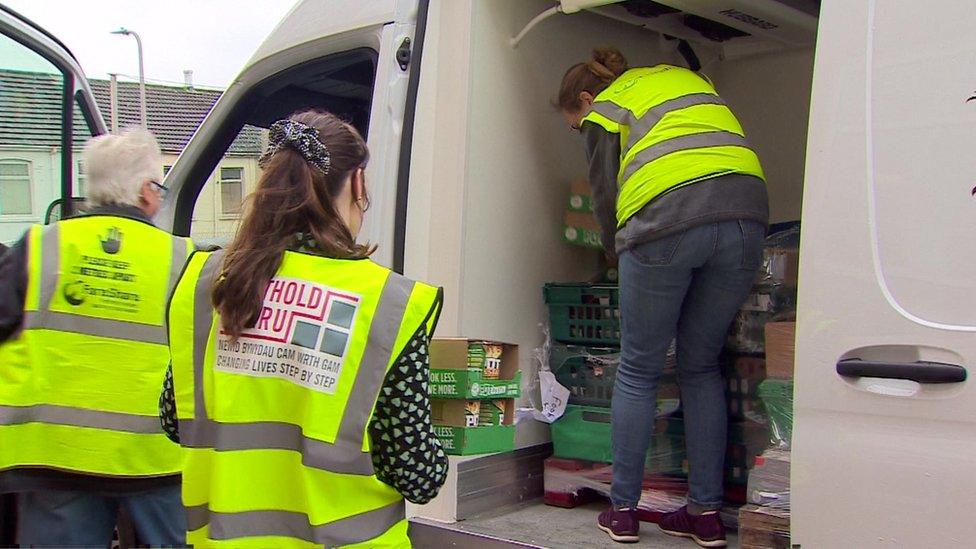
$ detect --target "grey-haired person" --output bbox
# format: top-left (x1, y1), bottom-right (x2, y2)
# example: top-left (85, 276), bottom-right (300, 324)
top-left (0, 128), bottom-right (190, 546)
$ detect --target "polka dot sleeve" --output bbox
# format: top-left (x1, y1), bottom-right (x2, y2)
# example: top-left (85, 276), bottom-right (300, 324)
top-left (368, 325), bottom-right (449, 504)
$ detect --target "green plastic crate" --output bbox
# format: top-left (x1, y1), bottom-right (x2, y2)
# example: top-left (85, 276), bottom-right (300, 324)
top-left (550, 344), bottom-right (678, 407)
top-left (551, 404), bottom-right (685, 473)
top-left (544, 283), bottom-right (621, 346)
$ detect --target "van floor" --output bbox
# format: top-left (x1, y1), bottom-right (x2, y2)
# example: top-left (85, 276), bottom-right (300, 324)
top-left (412, 499), bottom-right (739, 549)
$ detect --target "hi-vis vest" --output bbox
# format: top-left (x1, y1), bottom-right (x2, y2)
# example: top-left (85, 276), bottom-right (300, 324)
top-left (168, 249), bottom-right (442, 548)
top-left (582, 64), bottom-right (765, 227)
top-left (0, 215), bottom-right (191, 477)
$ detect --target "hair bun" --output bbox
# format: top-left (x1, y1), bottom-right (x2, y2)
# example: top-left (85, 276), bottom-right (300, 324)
top-left (592, 46), bottom-right (628, 78)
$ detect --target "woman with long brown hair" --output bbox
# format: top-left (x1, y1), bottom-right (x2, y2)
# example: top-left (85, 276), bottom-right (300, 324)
top-left (557, 48), bottom-right (768, 547)
top-left (161, 109), bottom-right (446, 547)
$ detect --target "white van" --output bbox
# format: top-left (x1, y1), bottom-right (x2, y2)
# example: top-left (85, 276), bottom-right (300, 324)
top-left (3, 1), bottom-right (974, 546)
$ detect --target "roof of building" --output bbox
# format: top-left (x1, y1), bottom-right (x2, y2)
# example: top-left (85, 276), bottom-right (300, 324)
top-left (0, 69), bottom-right (263, 156)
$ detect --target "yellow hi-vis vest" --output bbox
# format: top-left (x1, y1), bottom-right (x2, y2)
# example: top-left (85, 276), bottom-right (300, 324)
top-left (168, 249), bottom-right (443, 548)
top-left (581, 64), bottom-right (766, 228)
top-left (0, 215), bottom-right (191, 477)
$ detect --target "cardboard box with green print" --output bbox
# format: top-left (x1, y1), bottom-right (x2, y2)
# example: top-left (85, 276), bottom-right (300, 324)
top-left (429, 339), bottom-right (522, 399)
top-left (431, 398), bottom-right (516, 455)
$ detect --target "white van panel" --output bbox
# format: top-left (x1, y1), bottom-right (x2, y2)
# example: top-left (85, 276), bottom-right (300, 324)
top-left (868, 2), bottom-right (976, 328)
top-left (247, 0), bottom-right (397, 69)
top-left (793, 0), bottom-right (976, 545)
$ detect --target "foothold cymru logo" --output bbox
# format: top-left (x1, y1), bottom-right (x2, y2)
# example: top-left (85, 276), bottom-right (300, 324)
top-left (62, 280), bottom-right (86, 306)
top-left (100, 227), bottom-right (123, 254)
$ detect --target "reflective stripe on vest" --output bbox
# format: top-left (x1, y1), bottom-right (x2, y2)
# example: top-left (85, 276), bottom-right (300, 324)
top-left (170, 250), bottom-right (440, 547)
top-left (582, 65), bottom-right (765, 227)
top-left (184, 501), bottom-right (404, 545)
top-left (22, 222), bottom-right (188, 345)
top-left (0, 217), bottom-right (191, 477)
top-left (0, 403), bottom-right (162, 433)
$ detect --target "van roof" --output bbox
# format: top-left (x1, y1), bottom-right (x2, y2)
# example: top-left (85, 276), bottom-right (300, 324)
top-left (241, 0), bottom-right (398, 79)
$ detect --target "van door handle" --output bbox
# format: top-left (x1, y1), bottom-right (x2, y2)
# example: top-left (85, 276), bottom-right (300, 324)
top-left (836, 359), bottom-right (967, 384)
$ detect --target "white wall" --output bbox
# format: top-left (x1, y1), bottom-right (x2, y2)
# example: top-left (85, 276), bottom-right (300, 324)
top-left (406, 0), bottom-right (696, 448)
top-left (460, 1), bottom-right (681, 445)
top-left (711, 47), bottom-right (816, 223)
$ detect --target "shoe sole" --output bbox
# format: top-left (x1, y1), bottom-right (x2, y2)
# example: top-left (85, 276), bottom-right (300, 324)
top-left (658, 527), bottom-right (727, 548)
top-left (597, 523), bottom-right (640, 543)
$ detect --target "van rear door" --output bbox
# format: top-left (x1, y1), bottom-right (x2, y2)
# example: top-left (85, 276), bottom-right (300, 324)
top-left (159, 0), bottom-right (425, 270)
top-left (794, 1), bottom-right (976, 545)
top-left (0, 5), bottom-right (105, 243)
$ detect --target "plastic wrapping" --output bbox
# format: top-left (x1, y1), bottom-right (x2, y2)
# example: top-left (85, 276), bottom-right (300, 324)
top-left (517, 327), bottom-right (571, 424)
top-left (728, 226), bottom-right (800, 355)
top-left (747, 450), bottom-right (790, 510)
top-left (757, 379), bottom-right (794, 450)
top-left (756, 226), bottom-right (800, 289)
top-left (740, 382), bottom-right (793, 547)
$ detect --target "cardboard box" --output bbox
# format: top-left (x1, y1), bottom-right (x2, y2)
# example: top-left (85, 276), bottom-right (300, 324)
top-left (434, 424), bottom-right (517, 456)
top-left (429, 339), bottom-right (522, 399)
top-left (568, 178), bottom-right (594, 213)
top-left (431, 398), bottom-right (515, 428)
top-left (764, 322), bottom-right (795, 379)
top-left (563, 211), bottom-right (603, 249)
top-left (432, 398), bottom-right (516, 455)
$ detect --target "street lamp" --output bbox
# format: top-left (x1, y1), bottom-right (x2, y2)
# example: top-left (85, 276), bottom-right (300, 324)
top-left (110, 27), bottom-right (146, 128)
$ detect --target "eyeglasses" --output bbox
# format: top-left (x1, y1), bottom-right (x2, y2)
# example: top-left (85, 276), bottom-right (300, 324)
top-left (151, 181), bottom-right (169, 200)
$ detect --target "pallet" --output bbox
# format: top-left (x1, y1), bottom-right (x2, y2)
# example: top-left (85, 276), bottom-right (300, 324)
top-left (543, 457), bottom-right (747, 527)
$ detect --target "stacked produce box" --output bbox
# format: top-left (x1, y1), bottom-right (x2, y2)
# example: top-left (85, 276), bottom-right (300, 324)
top-left (429, 339), bottom-right (521, 455)
top-left (734, 227), bottom-right (798, 548)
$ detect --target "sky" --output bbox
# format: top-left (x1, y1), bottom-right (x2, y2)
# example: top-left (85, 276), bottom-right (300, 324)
top-left (3, 0), bottom-right (299, 89)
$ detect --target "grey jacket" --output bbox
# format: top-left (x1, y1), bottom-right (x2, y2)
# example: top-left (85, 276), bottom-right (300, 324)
top-left (582, 122), bottom-right (769, 257)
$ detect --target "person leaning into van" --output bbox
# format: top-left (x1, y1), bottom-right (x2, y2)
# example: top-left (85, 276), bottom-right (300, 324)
top-left (0, 128), bottom-right (191, 546)
top-left (557, 48), bottom-right (768, 547)
top-left (160, 109), bottom-right (448, 547)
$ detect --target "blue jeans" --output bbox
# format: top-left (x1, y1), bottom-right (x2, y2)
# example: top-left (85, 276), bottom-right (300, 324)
top-left (17, 484), bottom-right (186, 547)
top-left (611, 220), bottom-right (764, 510)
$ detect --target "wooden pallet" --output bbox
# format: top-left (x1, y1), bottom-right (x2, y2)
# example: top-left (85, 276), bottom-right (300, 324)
top-left (543, 457), bottom-right (748, 525)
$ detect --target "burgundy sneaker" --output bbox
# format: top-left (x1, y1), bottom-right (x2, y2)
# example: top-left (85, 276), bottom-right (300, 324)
top-left (658, 506), bottom-right (727, 547)
top-left (597, 506), bottom-right (640, 543)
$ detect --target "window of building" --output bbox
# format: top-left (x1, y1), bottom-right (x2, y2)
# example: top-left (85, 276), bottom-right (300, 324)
top-left (0, 160), bottom-right (33, 216)
top-left (219, 167), bottom-right (244, 216)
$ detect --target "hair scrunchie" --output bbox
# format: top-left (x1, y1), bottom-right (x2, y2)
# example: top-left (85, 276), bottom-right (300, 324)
top-left (260, 119), bottom-right (332, 175)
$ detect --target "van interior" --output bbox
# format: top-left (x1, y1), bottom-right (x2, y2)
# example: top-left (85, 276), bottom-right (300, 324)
top-left (406, 1), bottom-right (817, 542)
top-left (179, 0), bottom-right (818, 544)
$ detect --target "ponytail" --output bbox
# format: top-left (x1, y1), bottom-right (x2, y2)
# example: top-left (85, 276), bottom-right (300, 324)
top-left (555, 46), bottom-right (629, 112)
top-left (213, 110), bottom-right (372, 340)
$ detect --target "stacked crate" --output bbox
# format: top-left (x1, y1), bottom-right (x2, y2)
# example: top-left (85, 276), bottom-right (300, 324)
top-left (542, 213), bottom-right (801, 527)
top-left (541, 283), bottom-right (744, 521)
top-left (428, 339), bottom-right (522, 455)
